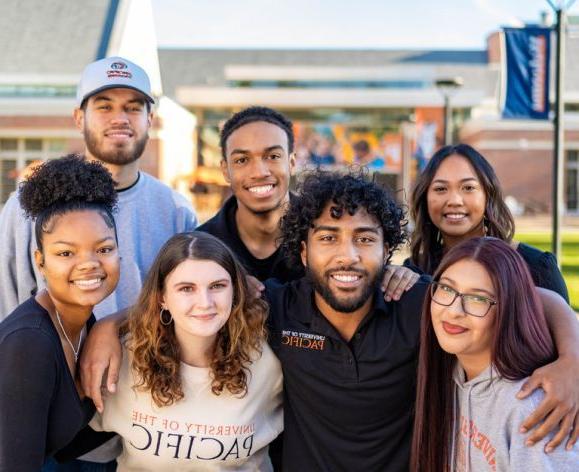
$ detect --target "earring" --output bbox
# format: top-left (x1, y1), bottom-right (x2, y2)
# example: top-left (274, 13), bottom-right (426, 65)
top-left (483, 216), bottom-right (489, 236)
top-left (160, 308), bottom-right (173, 326)
top-left (436, 229), bottom-right (443, 245)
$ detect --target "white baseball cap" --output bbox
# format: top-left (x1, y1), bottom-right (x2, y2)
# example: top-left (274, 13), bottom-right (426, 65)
top-left (76, 56), bottom-right (155, 106)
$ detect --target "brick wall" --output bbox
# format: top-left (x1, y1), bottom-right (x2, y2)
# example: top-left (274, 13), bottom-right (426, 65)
top-left (461, 127), bottom-right (579, 213)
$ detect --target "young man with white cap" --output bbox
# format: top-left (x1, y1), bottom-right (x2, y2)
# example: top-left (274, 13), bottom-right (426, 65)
top-left (0, 56), bottom-right (198, 321)
top-left (0, 56), bottom-right (197, 470)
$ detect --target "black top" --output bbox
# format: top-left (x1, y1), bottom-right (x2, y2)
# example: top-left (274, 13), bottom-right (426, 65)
top-left (0, 298), bottom-right (100, 470)
top-left (404, 242), bottom-right (569, 303)
top-left (265, 276), bottom-right (430, 472)
top-left (516, 243), bottom-right (569, 302)
top-left (197, 196), bottom-right (304, 282)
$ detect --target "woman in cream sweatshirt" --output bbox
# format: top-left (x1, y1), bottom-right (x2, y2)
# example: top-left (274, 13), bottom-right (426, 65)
top-left (89, 231), bottom-right (283, 471)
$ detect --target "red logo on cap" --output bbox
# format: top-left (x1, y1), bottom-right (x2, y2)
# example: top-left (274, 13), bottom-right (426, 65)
top-left (107, 71), bottom-right (132, 79)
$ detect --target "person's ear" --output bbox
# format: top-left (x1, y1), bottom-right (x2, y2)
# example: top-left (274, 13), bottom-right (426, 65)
top-left (220, 159), bottom-right (231, 184)
top-left (34, 249), bottom-right (45, 273)
top-left (73, 107), bottom-right (84, 133)
top-left (300, 241), bottom-right (307, 267)
top-left (289, 152), bottom-right (297, 175)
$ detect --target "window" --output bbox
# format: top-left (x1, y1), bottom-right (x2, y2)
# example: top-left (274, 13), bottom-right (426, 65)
top-left (0, 138), bottom-right (67, 204)
top-left (566, 149), bottom-right (579, 213)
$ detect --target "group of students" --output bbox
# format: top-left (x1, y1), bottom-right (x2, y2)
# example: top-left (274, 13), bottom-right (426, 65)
top-left (0, 56), bottom-right (578, 472)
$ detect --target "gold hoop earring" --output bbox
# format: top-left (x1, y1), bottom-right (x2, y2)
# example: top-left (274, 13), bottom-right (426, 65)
top-left (160, 308), bottom-right (173, 326)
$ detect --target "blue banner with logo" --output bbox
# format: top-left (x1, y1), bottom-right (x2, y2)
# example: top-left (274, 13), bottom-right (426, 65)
top-left (502, 27), bottom-right (551, 120)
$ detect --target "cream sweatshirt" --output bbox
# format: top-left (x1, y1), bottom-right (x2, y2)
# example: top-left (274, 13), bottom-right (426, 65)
top-left (91, 343), bottom-right (283, 471)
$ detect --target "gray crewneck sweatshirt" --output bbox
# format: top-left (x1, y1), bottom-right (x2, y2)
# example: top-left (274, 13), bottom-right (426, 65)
top-left (451, 363), bottom-right (578, 471)
top-left (0, 172), bottom-right (197, 320)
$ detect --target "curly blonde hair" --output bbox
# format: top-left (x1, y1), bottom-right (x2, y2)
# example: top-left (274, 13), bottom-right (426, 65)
top-left (125, 232), bottom-right (268, 407)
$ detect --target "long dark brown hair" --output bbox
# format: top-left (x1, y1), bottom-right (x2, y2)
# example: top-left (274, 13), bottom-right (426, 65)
top-left (410, 144), bottom-right (515, 274)
top-left (126, 231), bottom-right (268, 407)
top-left (411, 237), bottom-right (555, 472)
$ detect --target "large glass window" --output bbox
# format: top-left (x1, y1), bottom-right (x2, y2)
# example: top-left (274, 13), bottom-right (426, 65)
top-left (0, 138), bottom-right (67, 204)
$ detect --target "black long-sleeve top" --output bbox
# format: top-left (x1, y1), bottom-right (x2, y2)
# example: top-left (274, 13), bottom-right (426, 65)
top-left (0, 298), bottom-right (97, 471)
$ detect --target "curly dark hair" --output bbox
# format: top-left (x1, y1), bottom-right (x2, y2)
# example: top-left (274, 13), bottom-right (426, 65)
top-left (281, 169), bottom-right (407, 267)
top-left (126, 231), bottom-right (268, 407)
top-left (410, 144), bottom-right (515, 274)
top-left (219, 106), bottom-right (294, 159)
top-left (18, 154), bottom-right (118, 251)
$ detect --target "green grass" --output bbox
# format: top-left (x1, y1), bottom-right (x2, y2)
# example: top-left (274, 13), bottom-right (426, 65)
top-left (515, 231), bottom-right (579, 310)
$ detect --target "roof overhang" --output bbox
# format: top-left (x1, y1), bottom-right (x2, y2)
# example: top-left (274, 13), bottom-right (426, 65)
top-left (176, 86), bottom-right (486, 109)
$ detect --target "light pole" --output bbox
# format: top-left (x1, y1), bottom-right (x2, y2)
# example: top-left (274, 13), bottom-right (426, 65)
top-left (546, 0), bottom-right (576, 262)
top-left (435, 77), bottom-right (463, 145)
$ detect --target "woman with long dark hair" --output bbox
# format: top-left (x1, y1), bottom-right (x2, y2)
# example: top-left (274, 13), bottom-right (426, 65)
top-left (411, 237), bottom-right (578, 471)
top-left (0, 156), bottom-right (120, 470)
top-left (84, 231), bottom-right (283, 470)
top-left (407, 143), bottom-right (568, 300)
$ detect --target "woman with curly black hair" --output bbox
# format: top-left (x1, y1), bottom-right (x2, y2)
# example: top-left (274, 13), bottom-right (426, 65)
top-left (0, 155), bottom-right (120, 470)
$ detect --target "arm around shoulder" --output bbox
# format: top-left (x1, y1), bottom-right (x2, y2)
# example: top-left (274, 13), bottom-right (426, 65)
top-left (509, 389), bottom-right (579, 471)
top-left (538, 251), bottom-right (569, 303)
top-left (517, 288), bottom-right (579, 450)
top-left (80, 308), bottom-right (128, 412)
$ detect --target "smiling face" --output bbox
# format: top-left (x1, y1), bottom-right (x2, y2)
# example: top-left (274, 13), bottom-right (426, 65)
top-left (162, 259), bottom-right (234, 348)
top-left (74, 88), bottom-right (152, 166)
top-left (35, 210), bottom-right (120, 314)
top-left (427, 154), bottom-right (486, 246)
top-left (301, 204), bottom-right (386, 314)
top-left (221, 121), bottom-right (296, 215)
top-left (430, 258), bottom-right (497, 379)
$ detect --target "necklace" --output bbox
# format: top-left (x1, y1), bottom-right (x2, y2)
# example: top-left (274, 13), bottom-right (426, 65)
top-left (55, 310), bottom-right (83, 363)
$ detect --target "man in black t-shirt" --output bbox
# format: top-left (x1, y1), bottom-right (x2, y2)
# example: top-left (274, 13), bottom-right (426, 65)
top-left (267, 170), bottom-right (428, 471)
top-left (197, 106), bottom-right (303, 282)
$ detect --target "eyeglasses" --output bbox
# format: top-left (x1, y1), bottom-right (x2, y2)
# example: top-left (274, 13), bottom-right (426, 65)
top-left (430, 281), bottom-right (496, 318)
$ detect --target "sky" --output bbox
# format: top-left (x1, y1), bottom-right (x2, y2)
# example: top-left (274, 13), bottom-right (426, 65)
top-left (151, 0), bottom-right (579, 50)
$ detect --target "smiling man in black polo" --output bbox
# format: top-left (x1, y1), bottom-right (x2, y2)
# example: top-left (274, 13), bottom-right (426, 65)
top-left (267, 170), bottom-right (429, 471)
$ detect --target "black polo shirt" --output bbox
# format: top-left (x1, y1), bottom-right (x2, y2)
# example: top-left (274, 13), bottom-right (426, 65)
top-left (197, 195), bottom-right (304, 282)
top-left (265, 276), bottom-right (430, 472)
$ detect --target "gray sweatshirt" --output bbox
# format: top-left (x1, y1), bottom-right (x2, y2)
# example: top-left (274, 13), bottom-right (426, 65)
top-left (451, 363), bottom-right (578, 471)
top-left (0, 172), bottom-right (197, 320)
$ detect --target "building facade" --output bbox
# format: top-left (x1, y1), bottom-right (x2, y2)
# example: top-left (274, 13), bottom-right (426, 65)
top-left (0, 0), bottom-right (196, 206)
top-left (2, 3), bottom-right (578, 215)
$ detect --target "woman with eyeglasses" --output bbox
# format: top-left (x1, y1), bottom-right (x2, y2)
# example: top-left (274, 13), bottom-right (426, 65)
top-left (411, 237), bottom-right (578, 472)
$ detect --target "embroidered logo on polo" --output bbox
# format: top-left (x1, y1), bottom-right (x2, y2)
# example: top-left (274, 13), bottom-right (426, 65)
top-left (281, 330), bottom-right (326, 350)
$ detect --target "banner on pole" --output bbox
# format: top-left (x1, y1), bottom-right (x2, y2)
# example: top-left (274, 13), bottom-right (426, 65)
top-left (501, 27), bottom-right (551, 120)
